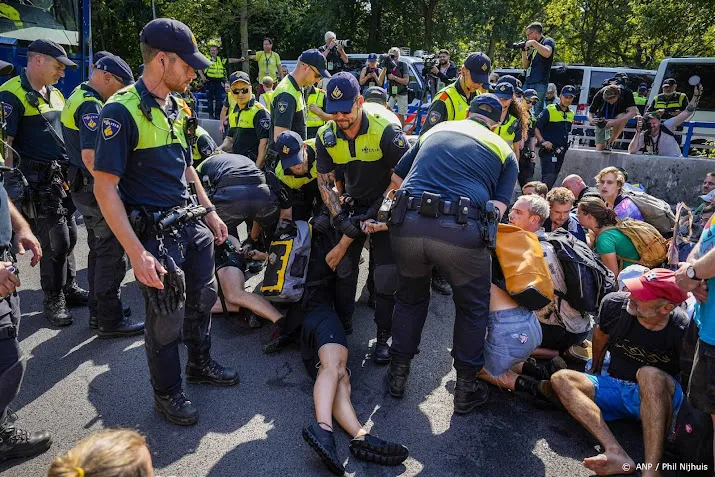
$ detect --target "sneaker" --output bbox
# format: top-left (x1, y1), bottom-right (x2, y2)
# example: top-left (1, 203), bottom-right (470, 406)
top-left (247, 260), bottom-right (265, 274)
top-left (543, 356), bottom-right (568, 379)
top-left (154, 392), bottom-right (198, 426)
top-left (431, 274), bottom-right (452, 296)
top-left (302, 424), bottom-right (344, 476)
top-left (263, 327), bottom-right (292, 355)
top-left (248, 313), bottom-right (263, 329)
top-left (349, 433), bottom-right (409, 466)
top-left (522, 356), bottom-right (567, 380)
top-left (564, 341), bottom-right (592, 363)
top-left (0, 426), bottom-right (52, 462)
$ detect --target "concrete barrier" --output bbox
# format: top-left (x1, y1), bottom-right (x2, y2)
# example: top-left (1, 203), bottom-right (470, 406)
top-left (530, 149), bottom-right (715, 205)
top-left (198, 118), bottom-right (222, 144)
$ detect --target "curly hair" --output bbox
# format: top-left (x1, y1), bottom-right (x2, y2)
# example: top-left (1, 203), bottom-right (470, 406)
top-left (546, 187), bottom-right (576, 206)
top-left (595, 166), bottom-right (625, 190)
top-left (508, 99), bottom-right (530, 141)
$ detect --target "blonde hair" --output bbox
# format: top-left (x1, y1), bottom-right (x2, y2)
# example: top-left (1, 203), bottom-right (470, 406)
top-left (262, 76), bottom-right (274, 87)
top-left (47, 429), bottom-right (150, 477)
top-left (595, 166), bottom-right (625, 190)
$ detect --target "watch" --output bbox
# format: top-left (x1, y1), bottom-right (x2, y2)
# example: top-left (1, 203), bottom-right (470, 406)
top-left (686, 265), bottom-right (700, 280)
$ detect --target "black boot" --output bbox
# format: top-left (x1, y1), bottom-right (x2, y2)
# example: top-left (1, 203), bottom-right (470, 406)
top-left (97, 318), bottom-right (145, 339)
top-left (154, 391), bottom-right (198, 426)
top-left (90, 304), bottom-right (132, 329)
top-left (373, 329), bottom-right (391, 365)
top-left (515, 375), bottom-right (562, 406)
top-left (248, 313), bottom-right (263, 329)
top-left (63, 280), bottom-right (89, 307)
top-left (431, 273), bottom-right (452, 296)
top-left (186, 358), bottom-right (239, 386)
top-left (43, 291), bottom-right (72, 327)
top-left (0, 424), bottom-right (52, 462)
top-left (387, 359), bottom-right (410, 398)
top-left (453, 375), bottom-right (489, 414)
top-left (521, 356), bottom-right (567, 380)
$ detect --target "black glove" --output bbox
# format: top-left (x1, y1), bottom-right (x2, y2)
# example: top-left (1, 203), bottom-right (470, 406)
top-left (356, 196), bottom-right (383, 222)
top-left (332, 212), bottom-right (363, 239)
top-left (144, 256), bottom-right (186, 316)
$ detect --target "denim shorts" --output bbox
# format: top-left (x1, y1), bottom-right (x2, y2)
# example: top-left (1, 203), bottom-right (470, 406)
top-left (483, 307), bottom-right (542, 378)
top-left (586, 374), bottom-right (684, 421)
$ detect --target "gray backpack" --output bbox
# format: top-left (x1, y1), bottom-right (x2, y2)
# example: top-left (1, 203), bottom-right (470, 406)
top-left (624, 190), bottom-right (675, 236)
top-left (260, 220), bottom-right (312, 303)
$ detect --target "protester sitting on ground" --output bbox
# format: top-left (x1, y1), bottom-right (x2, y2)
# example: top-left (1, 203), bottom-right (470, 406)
top-left (595, 166), bottom-right (644, 221)
top-left (47, 429), bottom-right (154, 477)
top-left (522, 181), bottom-right (548, 197)
top-left (543, 187), bottom-right (587, 242)
top-left (694, 173), bottom-right (715, 217)
top-left (588, 84), bottom-right (638, 151)
top-left (551, 270), bottom-right (689, 477)
top-left (562, 174), bottom-right (603, 205)
top-left (298, 214), bottom-right (408, 475)
top-left (577, 197), bottom-right (641, 277)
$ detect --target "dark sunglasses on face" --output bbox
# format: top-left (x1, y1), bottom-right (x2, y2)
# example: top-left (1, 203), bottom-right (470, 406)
top-left (232, 88), bottom-right (250, 95)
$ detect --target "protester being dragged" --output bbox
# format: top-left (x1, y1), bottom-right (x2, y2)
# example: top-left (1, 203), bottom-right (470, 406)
top-left (535, 85), bottom-right (576, 189)
top-left (552, 270), bottom-right (690, 477)
top-left (543, 187), bottom-right (587, 243)
top-left (561, 174), bottom-right (603, 205)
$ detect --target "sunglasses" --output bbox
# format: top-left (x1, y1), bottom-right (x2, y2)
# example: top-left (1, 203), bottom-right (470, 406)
top-left (232, 88), bottom-right (250, 95)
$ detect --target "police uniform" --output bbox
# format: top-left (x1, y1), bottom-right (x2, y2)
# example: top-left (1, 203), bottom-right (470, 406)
top-left (260, 89), bottom-right (274, 113)
top-left (227, 97), bottom-right (270, 162)
top-left (388, 97), bottom-right (518, 408)
top-left (316, 73), bottom-right (409, 358)
top-left (204, 55), bottom-right (227, 119)
top-left (648, 91), bottom-right (689, 121)
top-left (275, 138), bottom-right (321, 221)
top-left (305, 85), bottom-right (326, 139)
top-left (535, 101), bottom-right (574, 188)
top-left (0, 60), bottom-right (84, 322)
top-left (270, 74), bottom-right (306, 143)
top-left (61, 77), bottom-right (132, 331)
top-left (192, 125), bottom-right (218, 167)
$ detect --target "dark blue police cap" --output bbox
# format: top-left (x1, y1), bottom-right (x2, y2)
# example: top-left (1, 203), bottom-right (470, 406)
top-left (324, 72), bottom-right (360, 114)
top-left (140, 18), bottom-right (211, 70)
top-left (663, 78), bottom-right (677, 86)
top-left (463, 52), bottom-right (491, 84)
top-left (0, 60), bottom-right (13, 76)
top-left (95, 55), bottom-right (134, 85)
top-left (497, 74), bottom-right (522, 94)
top-left (638, 82), bottom-right (647, 92)
top-left (364, 86), bottom-right (387, 103)
top-left (92, 50), bottom-right (112, 66)
top-left (298, 49), bottom-right (331, 78)
top-left (523, 88), bottom-right (538, 101)
top-left (561, 85), bottom-right (577, 97)
top-left (28, 39), bottom-right (77, 69)
top-left (229, 71), bottom-right (251, 85)
top-left (275, 131), bottom-right (304, 169)
top-left (468, 94), bottom-right (502, 123)
top-left (494, 82), bottom-right (515, 99)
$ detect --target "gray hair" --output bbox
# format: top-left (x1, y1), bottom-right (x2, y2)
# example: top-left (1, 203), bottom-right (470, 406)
top-left (518, 194), bottom-right (550, 225)
top-left (325, 31), bottom-right (336, 42)
top-left (547, 83), bottom-right (557, 95)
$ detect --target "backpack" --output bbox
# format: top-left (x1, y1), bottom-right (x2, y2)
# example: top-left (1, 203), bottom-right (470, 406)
top-left (609, 219), bottom-right (669, 268)
top-left (493, 224), bottom-right (554, 310)
top-left (623, 190), bottom-right (676, 236)
top-left (667, 397), bottom-right (714, 476)
top-left (260, 220), bottom-right (312, 303)
top-left (545, 229), bottom-right (617, 313)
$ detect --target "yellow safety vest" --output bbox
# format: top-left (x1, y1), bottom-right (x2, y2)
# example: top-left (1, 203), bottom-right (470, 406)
top-left (496, 114), bottom-right (519, 145)
top-left (275, 139), bottom-right (318, 189)
top-left (434, 82), bottom-right (470, 121)
top-left (228, 98), bottom-right (266, 130)
top-left (205, 56), bottom-right (227, 80)
top-left (419, 118), bottom-right (512, 163)
top-left (261, 90), bottom-right (274, 112)
top-left (633, 93), bottom-right (648, 106)
top-left (272, 76), bottom-right (304, 115)
top-left (305, 88), bottom-right (326, 128)
top-left (317, 111), bottom-right (394, 166)
top-left (192, 126), bottom-right (216, 163)
top-left (545, 103), bottom-right (575, 124)
top-left (61, 83), bottom-right (103, 131)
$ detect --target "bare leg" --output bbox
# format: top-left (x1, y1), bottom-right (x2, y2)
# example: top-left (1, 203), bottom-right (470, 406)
top-left (551, 370), bottom-right (635, 475)
top-left (530, 347), bottom-right (559, 360)
top-left (211, 267), bottom-right (282, 322)
top-left (332, 370), bottom-right (365, 438)
top-left (478, 369), bottom-right (518, 391)
top-left (314, 344), bottom-right (350, 432)
top-left (637, 367), bottom-right (675, 477)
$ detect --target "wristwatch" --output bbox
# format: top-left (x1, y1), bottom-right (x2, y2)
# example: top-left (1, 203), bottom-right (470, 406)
top-left (686, 264), bottom-right (700, 280)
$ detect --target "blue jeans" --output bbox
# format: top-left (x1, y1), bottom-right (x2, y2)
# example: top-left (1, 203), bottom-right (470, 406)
top-left (524, 81), bottom-right (548, 117)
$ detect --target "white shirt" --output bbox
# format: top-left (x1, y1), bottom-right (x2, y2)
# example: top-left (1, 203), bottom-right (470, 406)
top-left (632, 117), bottom-right (683, 157)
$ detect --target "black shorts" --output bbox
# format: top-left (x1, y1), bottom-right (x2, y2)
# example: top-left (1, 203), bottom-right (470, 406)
top-left (300, 303), bottom-right (348, 380)
top-left (688, 338), bottom-right (715, 415)
top-left (540, 323), bottom-right (588, 351)
top-left (214, 241), bottom-right (246, 273)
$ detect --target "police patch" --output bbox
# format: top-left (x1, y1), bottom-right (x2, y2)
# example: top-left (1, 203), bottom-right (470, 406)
top-left (2, 102), bottom-right (12, 117)
top-left (201, 143), bottom-right (214, 156)
top-left (428, 111), bottom-right (441, 124)
top-left (277, 101), bottom-right (288, 114)
top-left (392, 133), bottom-right (407, 149)
top-left (82, 113), bottom-right (99, 131)
top-left (260, 117), bottom-right (270, 130)
top-left (101, 118), bottom-right (121, 140)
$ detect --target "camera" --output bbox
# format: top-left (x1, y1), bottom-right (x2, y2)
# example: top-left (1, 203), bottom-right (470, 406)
top-left (511, 41), bottom-right (527, 50)
top-left (379, 53), bottom-right (396, 70)
top-left (335, 39), bottom-right (352, 48)
top-left (422, 53), bottom-right (439, 76)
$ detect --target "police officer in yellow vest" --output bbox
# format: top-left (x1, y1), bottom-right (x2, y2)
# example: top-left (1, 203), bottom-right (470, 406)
top-left (218, 72), bottom-right (270, 167)
top-left (535, 85), bottom-right (576, 188)
top-left (647, 77), bottom-right (689, 121)
top-left (93, 19), bottom-right (238, 426)
top-left (198, 45), bottom-right (243, 120)
top-left (494, 82), bottom-right (523, 155)
top-left (315, 72), bottom-right (409, 364)
top-left (420, 52), bottom-right (491, 134)
top-left (0, 39), bottom-right (89, 326)
top-left (274, 131), bottom-right (321, 222)
top-left (192, 125), bottom-right (218, 167)
top-left (634, 83), bottom-right (648, 114)
top-left (305, 83), bottom-right (327, 139)
top-left (61, 54), bottom-right (145, 337)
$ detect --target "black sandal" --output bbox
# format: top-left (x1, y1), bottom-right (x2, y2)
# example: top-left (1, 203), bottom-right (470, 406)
top-left (349, 433), bottom-right (409, 466)
top-left (302, 423), bottom-right (345, 475)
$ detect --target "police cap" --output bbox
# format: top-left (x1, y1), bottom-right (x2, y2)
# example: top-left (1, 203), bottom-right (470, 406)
top-left (497, 74), bottom-right (522, 94)
top-left (299, 49), bottom-right (331, 78)
top-left (663, 78), bottom-right (677, 86)
top-left (275, 131), bottom-right (304, 169)
top-left (229, 71), bottom-right (251, 85)
top-left (29, 39), bottom-right (78, 69)
top-left (363, 86), bottom-right (388, 104)
top-left (140, 18), bottom-right (211, 70)
top-left (92, 50), bottom-right (112, 66)
top-left (95, 55), bottom-right (135, 85)
top-left (463, 52), bottom-right (491, 84)
top-left (468, 94), bottom-right (502, 123)
top-left (0, 60), bottom-right (13, 76)
top-left (560, 85), bottom-right (577, 97)
top-left (494, 82), bottom-right (515, 99)
top-left (324, 72), bottom-right (360, 114)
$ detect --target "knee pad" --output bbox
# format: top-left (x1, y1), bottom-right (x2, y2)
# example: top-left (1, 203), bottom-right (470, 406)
top-left (0, 357), bottom-right (26, 413)
top-left (49, 221), bottom-right (71, 256)
top-left (374, 264), bottom-right (399, 295)
top-left (187, 278), bottom-right (218, 315)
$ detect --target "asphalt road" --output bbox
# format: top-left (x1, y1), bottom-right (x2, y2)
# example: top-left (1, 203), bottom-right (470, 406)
top-left (2, 221), bottom-right (655, 477)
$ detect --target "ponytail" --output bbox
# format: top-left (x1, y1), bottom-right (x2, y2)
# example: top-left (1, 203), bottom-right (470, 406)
top-left (578, 197), bottom-right (618, 228)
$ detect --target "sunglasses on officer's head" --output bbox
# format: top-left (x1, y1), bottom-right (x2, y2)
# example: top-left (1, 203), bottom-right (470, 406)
top-left (232, 88), bottom-right (250, 95)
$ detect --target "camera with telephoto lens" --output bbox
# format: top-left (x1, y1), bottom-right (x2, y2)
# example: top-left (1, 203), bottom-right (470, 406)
top-left (511, 41), bottom-right (527, 50)
top-left (379, 53), bottom-right (396, 70)
top-left (335, 39), bottom-right (352, 48)
top-left (422, 53), bottom-right (439, 77)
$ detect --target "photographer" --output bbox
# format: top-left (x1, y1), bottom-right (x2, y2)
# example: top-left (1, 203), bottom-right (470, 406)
top-left (319, 31), bottom-right (348, 76)
top-left (588, 83), bottom-right (638, 151)
top-left (359, 53), bottom-right (383, 94)
top-left (519, 22), bottom-right (555, 116)
top-left (420, 52), bottom-right (491, 134)
top-left (378, 47), bottom-right (410, 126)
top-left (430, 49), bottom-right (458, 90)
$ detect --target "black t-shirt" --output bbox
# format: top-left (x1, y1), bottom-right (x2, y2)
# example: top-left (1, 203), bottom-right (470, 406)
top-left (589, 87), bottom-right (636, 119)
top-left (598, 292), bottom-right (688, 382)
top-left (318, 45), bottom-right (344, 75)
top-left (387, 61), bottom-right (408, 96)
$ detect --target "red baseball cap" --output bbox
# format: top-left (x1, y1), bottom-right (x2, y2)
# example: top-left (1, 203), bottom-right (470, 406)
top-left (623, 268), bottom-right (688, 305)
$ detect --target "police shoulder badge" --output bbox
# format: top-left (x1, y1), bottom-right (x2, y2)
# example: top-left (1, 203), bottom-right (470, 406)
top-left (277, 101), bottom-right (288, 114)
top-left (260, 117), bottom-right (270, 130)
top-left (2, 102), bottom-right (12, 117)
top-left (428, 110), bottom-right (441, 124)
top-left (82, 113), bottom-right (99, 131)
top-left (102, 118), bottom-right (121, 140)
top-left (201, 143), bottom-right (214, 156)
top-left (392, 132), bottom-right (407, 149)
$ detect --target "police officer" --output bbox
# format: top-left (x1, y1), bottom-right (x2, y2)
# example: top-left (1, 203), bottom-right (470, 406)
top-left (493, 82), bottom-right (524, 157)
top-left (0, 39), bottom-right (88, 326)
top-left (61, 54), bottom-right (144, 337)
top-left (271, 49), bottom-right (331, 144)
top-left (634, 82), bottom-right (648, 114)
top-left (647, 78), bottom-right (689, 121)
top-left (191, 125), bottom-right (218, 167)
top-left (0, 58), bottom-right (51, 465)
top-left (315, 72), bottom-right (409, 363)
top-left (219, 72), bottom-right (270, 167)
top-left (305, 82), bottom-right (327, 139)
top-left (274, 131), bottom-right (322, 222)
top-left (420, 52), bottom-right (491, 134)
top-left (535, 85), bottom-right (576, 188)
top-left (387, 94), bottom-right (518, 414)
top-left (94, 18), bottom-right (238, 426)
top-left (198, 45), bottom-right (243, 119)
top-left (519, 88), bottom-right (539, 187)
top-left (362, 86), bottom-right (401, 125)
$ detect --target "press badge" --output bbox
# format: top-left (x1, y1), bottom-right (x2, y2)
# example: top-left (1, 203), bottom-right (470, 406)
top-left (552, 154), bottom-right (558, 163)
top-left (391, 86), bottom-right (398, 95)
top-left (327, 61), bottom-right (334, 71)
top-left (605, 128), bottom-right (612, 141)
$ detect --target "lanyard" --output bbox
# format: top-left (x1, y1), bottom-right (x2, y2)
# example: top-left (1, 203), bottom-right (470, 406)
top-left (603, 101), bottom-right (612, 120)
top-left (264, 53), bottom-right (273, 68)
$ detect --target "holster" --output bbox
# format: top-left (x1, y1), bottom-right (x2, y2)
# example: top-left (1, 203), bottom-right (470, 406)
top-left (388, 190), bottom-right (409, 225)
top-left (20, 160), bottom-right (69, 218)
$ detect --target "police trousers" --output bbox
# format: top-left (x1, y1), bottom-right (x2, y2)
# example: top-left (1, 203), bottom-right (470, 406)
top-left (539, 146), bottom-right (568, 189)
top-left (139, 220), bottom-right (217, 395)
top-left (389, 212), bottom-right (491, 373)
top-left (73, 189), bottom-right (127, 324)
top-left (0, 287), bottom-right (24, 428)
top-left (31, 195), bottom-right (78, 292)
top-left (206, 80), bottom-right (225, 119)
